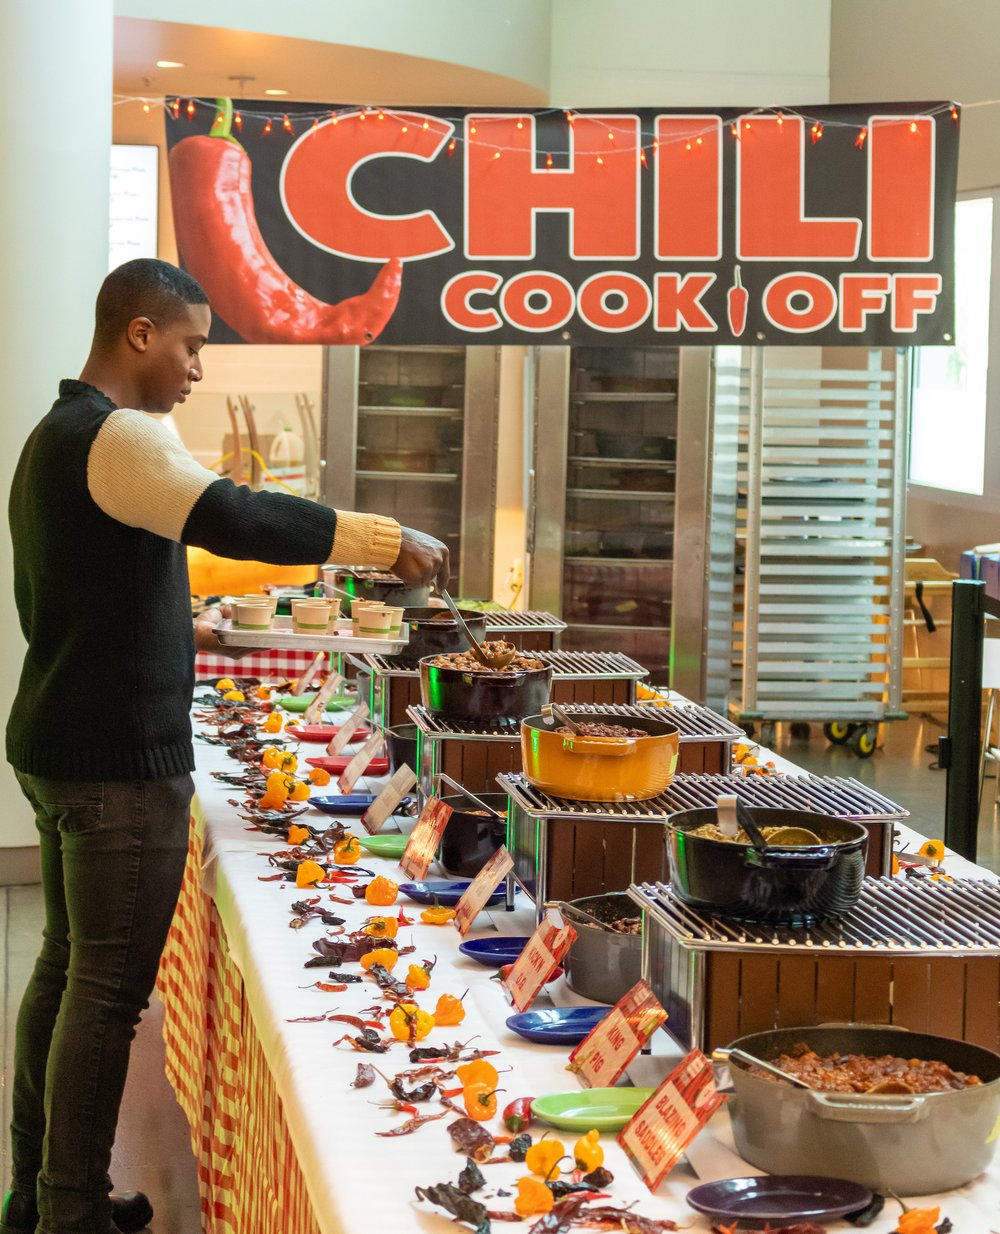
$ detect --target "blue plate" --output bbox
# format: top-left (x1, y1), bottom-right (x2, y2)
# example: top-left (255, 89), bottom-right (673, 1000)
top-left (312, 794), bottom-right (414, 816)
top-left (505, 1006), bottom-right (612, 1045)
top-left (399, 880), bottom-right (512, 907)
top-left (459, 937), bottom-right (531, 967)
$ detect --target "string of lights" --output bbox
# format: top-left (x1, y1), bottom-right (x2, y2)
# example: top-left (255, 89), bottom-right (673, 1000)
top-left (114, 94), bottom-right (967, 159)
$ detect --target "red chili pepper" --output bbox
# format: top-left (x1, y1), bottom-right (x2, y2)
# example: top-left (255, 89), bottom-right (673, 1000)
top-left (502, 1096), bottom-right (534, 1133)
top-left (727, 265), bottom-right (748, 337)
top-left (168, 98), bottom-right (403, 344)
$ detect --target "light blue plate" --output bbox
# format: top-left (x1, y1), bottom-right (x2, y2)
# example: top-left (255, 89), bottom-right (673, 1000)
top-left (505, 1006), bottom-right (612, 1045)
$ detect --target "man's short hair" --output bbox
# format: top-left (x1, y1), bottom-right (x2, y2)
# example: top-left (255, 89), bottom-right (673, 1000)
top-left (94, 259), bottom-right (209, 349)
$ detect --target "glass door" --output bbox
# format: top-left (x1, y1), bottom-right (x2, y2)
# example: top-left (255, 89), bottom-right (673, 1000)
top-left (320, 346), bottom-right (499, 598)
top-left (529, 346), bottom-right (680, 680)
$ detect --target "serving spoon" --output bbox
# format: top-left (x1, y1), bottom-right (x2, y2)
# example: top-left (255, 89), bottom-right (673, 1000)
top-left (543, 702), bottom-right (584, 735)
top-left (437, 773), bottom-right (507, 821)
top-left (439, 590), bottom-right (516, 669)
top-left (716, 794), bottom-right (822, 848)
top-left (712, 1046), bottom-right (815, 1090)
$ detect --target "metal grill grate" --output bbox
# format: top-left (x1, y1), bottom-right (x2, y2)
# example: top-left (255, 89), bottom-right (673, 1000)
top-left (365, 650), bottom-right (647, 680)
top-left (499, 771), bottom-right (907, 823)
top-left (630, 877), bottom-right (1000, 957)
top-left (485, 610), bottom-right (566, 632)
top-left (408, 706), bottom-right (521, 740)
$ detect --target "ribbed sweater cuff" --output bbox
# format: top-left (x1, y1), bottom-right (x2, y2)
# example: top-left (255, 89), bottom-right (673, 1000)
top-left (329, 512), bottom-right (402, 569)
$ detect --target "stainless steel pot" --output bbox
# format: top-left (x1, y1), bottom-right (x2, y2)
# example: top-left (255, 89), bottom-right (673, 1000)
top-left (561, 894), bottom-right (642, 1005)
top-left (724, 1025), bottom-right (1000, 1194)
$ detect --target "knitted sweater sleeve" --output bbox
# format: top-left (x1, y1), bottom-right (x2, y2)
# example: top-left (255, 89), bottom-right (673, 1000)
top-left (86, 408), bottom-right (401, 567)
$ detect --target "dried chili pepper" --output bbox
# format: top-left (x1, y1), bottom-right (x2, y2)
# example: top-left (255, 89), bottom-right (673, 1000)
top-left (447, 1117), bottom-right (496, 1163)
top-left (414, 1182), bottom-right (489, 1229)
top-left (388, 1077), bottom-right (439, 1104)
top-left (325, 970), bottom-right (363, 984)
top-left (457, 1157), bottom-right (486, 1195)
top-left (332, 1030), bottom-right (390, 1053)
top-left (351, 1063), bottom-right (376, 1089)
top-left (375, 1109), bottom-right (448, 1137)
top-left (508, 1132), bottom-right (532, 1162)
top-left (169, 99), bottom-right (403, 345)
top-left (584, 1204), bottom-right (679, 1232)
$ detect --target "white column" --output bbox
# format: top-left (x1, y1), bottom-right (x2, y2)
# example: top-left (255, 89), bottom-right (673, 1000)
top-left (0, 0), bottom-right (113, 860)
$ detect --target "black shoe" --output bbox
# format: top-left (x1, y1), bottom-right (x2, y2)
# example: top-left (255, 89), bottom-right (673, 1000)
top-left (1, 1188), bottom-right (154, 1233)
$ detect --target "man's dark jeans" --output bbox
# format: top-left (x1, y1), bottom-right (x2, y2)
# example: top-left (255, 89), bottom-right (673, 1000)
top-left (3, 773), bottom-right (192, 1234)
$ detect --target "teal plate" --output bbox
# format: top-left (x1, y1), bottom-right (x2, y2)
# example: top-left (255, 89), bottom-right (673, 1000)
top-left (531, 1087), bottom-right (654, 1132)
top-left (357, 833), bottom-right (408, 858)
top-left (278, 693), bottom-right (356, 714)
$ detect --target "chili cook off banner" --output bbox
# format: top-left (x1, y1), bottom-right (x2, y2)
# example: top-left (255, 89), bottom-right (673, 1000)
top-left (165, 99), bottom-right (959, 347)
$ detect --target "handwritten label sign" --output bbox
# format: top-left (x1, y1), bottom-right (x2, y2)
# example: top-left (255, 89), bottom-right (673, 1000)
top-left (326, 700), bottom-right (369, 754)
top-left (400, 796), bottom-right (454, 881)
top-left (337, 730), bottom-right (385, 793)
top-left (453, 845), bottom-right (514, 937)
top-left (568, 980), bottom-right (668, 1089)
top-left (361, 765), bottom-right (417, 834)
top-left (618, 1050), bottom-right (726, 1192)
top-left (292, 652), bottom-right (326, 697)
top-left (303, 670), bottom-right (346, 726)
top-left (502, 908), bottom-right (577, 1011)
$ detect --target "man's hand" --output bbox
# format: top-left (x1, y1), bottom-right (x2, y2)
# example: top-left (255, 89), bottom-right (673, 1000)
top-left (392, 527), bottom-right (450, 593)
top-left (194, 605), bottom-right (254, 661)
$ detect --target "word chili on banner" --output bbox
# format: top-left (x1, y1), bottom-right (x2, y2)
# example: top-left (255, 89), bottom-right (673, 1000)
top-left (337, 730), bottom-right (385, 794)
top-left (360, 765), bottom-right (417, 835)
top-left (326, 700), bottom-right (369, 754)
top-left (618, 1049), bottom-right (726, 1192)
top-left (568, 980), bottom-right (668, 1089)
top-left (502, 908), bottom-right (577, 1012)
top-left (453, 846), bottom-right (514, 937)
top-left (400, 797), bottom-right (454, 881)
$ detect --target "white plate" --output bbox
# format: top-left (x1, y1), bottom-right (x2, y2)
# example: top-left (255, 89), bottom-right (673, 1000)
top-left (213, 616), bottom-right (409, 655)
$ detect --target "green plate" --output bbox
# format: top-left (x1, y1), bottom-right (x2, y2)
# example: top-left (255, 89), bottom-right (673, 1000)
top-left (357, 834), bottom-right (408, 858)
top-left (278, 693), bottom-right (356, 714)
top-left (531, 1087), bottom-right (655, 1132)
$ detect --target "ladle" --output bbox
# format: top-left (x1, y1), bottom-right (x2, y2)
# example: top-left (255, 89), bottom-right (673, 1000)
top-left (717, 794), bottom-right (823, 848)
top-left (712, 1047), bottom-right (814, 1090)
top-left (437, 773), bottom-right (507, 821)
top-left (543, 702), bottom-right (584, 735)
top-left (439, 590), bottom-right (516, 669)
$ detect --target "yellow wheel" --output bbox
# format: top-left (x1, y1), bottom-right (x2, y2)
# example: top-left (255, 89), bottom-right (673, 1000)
top-left (850, 726), bottom-right (877, 758)
top-left (823, 721), bottom-right (853, 745)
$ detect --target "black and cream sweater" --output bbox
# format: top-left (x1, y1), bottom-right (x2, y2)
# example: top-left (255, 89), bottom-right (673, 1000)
top-left (6, 379), bottom-right (401, 781)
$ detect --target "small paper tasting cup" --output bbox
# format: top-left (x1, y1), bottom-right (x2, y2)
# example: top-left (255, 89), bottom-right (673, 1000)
top-left (358, 607), bottom-right (394, 638)
top-left (234, 601), bottom-right (274, 631)
top-left (380, 605), bottom-right (405, 636)
top-left (291, 601), bottom-right (334, 633)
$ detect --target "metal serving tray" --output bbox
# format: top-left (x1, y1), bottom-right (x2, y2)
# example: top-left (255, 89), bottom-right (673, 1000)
top-left (214, 616), bottom-right (409, 656)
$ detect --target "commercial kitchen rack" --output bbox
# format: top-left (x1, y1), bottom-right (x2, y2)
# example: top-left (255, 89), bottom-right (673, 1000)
top-left (721, 349), bottom-right (909, 756)
top-left (499, 770), bottom-right (907, 915)
top-left (408, 700), bottom-right (743, 804)
top-left (365, 647), bottom-right (646, 729)
top-left (629, 877), bottom-right (1000, 1052)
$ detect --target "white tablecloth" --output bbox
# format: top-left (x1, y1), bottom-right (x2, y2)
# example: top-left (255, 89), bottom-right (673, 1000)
top-left (185, 721), bottom-right (1000, 1234)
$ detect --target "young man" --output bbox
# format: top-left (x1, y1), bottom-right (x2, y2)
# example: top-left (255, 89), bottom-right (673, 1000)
top-left (1, 258), bottom-right (448, 1234)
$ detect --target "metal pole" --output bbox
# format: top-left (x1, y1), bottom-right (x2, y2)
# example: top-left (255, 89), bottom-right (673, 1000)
top-left (942, 579), bottom-right (985, 859)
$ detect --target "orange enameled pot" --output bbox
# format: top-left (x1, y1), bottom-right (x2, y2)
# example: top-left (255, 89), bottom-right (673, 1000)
top-left (520, 710), bottom-right (679, 802)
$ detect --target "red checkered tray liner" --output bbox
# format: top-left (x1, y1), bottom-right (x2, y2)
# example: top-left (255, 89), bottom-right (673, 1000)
top-left (195, 648), bottom-right (324, 681)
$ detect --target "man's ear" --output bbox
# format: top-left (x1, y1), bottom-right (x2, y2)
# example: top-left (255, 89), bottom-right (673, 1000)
top-left (126, 316), bottom-right (155, 353)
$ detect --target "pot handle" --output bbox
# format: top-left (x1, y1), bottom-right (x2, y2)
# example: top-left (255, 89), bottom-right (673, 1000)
top-left (807, 1091), bottom-right (930, 1124)
top-left (748, 846), bottom-right (840, 870)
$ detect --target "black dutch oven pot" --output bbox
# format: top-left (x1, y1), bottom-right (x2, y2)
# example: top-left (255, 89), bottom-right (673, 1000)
top-left (666, 806), bottom-right (867, 924)
top-left (723, 1024), bottom-right (1000, 1194)
top-left (384, 724), bottom-right (419, 777)
top-left (328, 568), bottom-right (430, 615)
top-left (437, 793), bottom-right (508, 878)
top-left (418, 657), bottom-right (553, 720)
top-left (389, 607), bottom-right (490, 667)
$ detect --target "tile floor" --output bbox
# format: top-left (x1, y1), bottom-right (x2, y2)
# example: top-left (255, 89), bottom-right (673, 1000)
top-left (2, 712), bottom-right (998, 1230)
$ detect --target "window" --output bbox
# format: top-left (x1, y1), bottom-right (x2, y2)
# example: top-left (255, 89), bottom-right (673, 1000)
top-left (909, 195), bottom-right (994, 495)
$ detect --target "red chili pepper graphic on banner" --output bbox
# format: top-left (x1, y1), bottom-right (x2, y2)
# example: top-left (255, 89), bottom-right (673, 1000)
top-left (727, 265), bottom-right (748, 336)
top-left (168, 98), bottom-right (402, 343)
